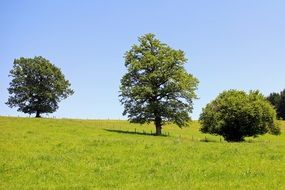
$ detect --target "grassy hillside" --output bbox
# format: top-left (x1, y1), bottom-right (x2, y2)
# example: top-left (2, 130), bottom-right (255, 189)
top-left (0, 116), bottom-right (284, 190)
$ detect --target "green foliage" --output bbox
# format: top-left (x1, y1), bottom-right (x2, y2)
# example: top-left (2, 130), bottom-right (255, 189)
top-left (6, 56), bottom-right (74, 117)
top-left (1, 117), bottom-right (285, 189)
top-left (267, 89), bottom-right (285, 120)
top-left (119, 33), bottom-right (198, 135)
top-left (200, 90), bottom-right (281, 142)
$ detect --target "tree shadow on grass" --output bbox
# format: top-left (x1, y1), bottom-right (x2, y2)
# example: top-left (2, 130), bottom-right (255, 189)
top-left (104, 129), bottom-right (168, 137)
top-left (199, 138), bottom-right (218, 143)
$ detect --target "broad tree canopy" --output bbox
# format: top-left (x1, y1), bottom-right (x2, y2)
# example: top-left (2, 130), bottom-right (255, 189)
top-left (120, 33), bottom-right (198, 135)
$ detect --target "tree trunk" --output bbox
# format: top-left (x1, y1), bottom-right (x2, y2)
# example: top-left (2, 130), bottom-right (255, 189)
top-left (35, 111), bottom-right (41, 118)
top-left (155, 116), bottom-right (162, 136)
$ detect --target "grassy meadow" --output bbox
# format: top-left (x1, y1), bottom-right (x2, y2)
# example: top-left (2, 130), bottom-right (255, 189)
top-left (0, 116), bottom-right (284, 189)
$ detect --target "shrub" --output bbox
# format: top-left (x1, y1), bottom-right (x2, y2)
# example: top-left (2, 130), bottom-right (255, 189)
top-left (199, 90), bottom-right (280, 142)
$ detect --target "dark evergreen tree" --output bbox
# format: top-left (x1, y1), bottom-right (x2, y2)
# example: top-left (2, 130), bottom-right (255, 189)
top-left (267, 89), bottom-right (285, 120)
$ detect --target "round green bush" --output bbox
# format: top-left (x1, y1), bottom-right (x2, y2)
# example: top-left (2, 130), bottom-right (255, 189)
top-left (199, 90), bottom-right (280, 142)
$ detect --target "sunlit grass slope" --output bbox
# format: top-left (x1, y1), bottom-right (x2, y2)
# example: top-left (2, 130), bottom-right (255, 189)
top-left (0, 116), bottom-right (284, 189)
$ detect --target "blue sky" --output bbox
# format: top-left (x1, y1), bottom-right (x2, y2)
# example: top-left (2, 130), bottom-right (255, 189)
top-left (1, 0), bottom-right (285, 119)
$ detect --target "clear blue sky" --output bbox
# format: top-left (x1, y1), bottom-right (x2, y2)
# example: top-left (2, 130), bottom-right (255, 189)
top-left (1, 0), bottom-right (284, 119)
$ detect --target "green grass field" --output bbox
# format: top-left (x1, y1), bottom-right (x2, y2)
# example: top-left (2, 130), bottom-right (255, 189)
top-left (0, 116), bottom-right (284, 190)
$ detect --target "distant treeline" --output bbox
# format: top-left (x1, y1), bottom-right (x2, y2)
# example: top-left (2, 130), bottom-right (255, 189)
top-left (267, 89), bottom-right (285, 120)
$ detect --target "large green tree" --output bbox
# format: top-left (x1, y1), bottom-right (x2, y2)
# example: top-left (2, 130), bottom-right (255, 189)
top-left (200, 90), bottom-right (280, 142)
top-left (6, 56), bottom-right (74, 117)
top-left (267, 89), bottom-right (285, 120)
top-left (119, 33), bottom-right (198, 135)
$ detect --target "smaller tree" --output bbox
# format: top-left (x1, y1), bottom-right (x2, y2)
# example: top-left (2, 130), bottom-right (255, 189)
top-left (6, 56), bottom-right (74, 117)
top-left (200, 90), bottom-right (280, 142)
top-left (267, 89), bottom-right (285, 120)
